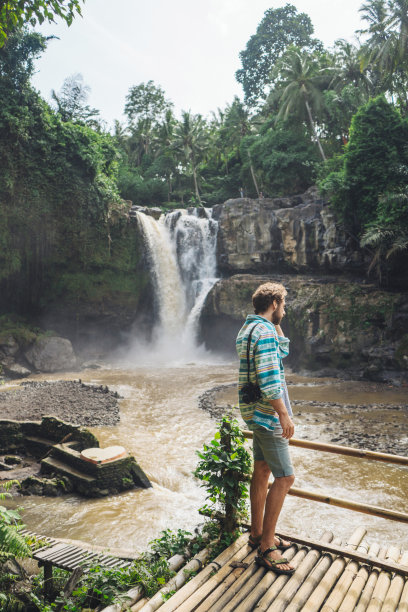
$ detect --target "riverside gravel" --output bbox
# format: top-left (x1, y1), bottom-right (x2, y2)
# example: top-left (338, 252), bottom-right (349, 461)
top-left (0, 380), bottom-right (121, 426)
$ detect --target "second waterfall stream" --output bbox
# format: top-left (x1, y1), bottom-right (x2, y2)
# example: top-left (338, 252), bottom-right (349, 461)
top-left (135, 207), bottom-right (219, 362)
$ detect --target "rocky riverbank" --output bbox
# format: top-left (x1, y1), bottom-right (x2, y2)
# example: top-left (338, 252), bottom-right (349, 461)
top-left (199, 274), bottom-right (408, 383)
top-left (0, 380), bottom-right (121, 426)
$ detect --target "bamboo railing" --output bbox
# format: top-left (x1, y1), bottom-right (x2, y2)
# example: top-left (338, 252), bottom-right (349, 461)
top-left (242, 431), bottom-right (408, 466)
top-left (242, 430), bottom-right (408, 524)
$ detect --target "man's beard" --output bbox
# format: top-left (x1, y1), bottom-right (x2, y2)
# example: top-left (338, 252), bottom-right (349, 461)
top-left (272, 311), bottom-right (282, 325)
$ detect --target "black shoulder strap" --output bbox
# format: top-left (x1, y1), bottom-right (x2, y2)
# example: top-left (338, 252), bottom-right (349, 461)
top-left (246, 323), bottom-right (260, 382)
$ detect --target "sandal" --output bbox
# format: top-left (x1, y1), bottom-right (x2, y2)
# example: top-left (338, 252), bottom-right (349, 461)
top-left (248, 534), bottom-right (262, 549)
top-left (248, 534), bottom-right (292, 551)
top-left (275, 535), bottom-right (293, 551)
top-left (255, 546), bottom-right (295, 575)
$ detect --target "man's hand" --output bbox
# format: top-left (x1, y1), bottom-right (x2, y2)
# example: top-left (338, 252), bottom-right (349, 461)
top-left (269, 397), bottom-right (295, 439)
top-left (279, 412), bottom-right (295, 439)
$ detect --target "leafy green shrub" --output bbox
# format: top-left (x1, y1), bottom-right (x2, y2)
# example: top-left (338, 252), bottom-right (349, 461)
top-left (320, 96), bottom-right (408, 235)
top-left (0, 481), bottom-right (31, 562)
top-left (149, 529), bottom-right (192, 559)
top-left (194, 417), bottom-right (252, 534)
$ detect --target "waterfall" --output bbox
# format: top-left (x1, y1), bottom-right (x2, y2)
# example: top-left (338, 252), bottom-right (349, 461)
top-left (135, 208), bottom-right (218, 362)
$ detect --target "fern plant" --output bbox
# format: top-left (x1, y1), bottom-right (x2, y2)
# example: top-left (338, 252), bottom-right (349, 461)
top-left (0, 481), bottom-right (31, 561)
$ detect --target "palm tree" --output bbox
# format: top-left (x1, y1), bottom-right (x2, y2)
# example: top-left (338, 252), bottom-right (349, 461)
top-left (173, 111), bottom-right (208, 203)
top-left (331, 39), bottom-right (372, 94)
top-left (359, 0), bottom-right (408, 100)
top-left (220, 97), bottom-right (261, 194)
top-left (275, 48), bottom-right (328, 161)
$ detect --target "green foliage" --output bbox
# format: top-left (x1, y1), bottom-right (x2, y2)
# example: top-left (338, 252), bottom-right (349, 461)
top-left (235, 4), bottom-right (320, 107)
top-left (0, 1), bottom-right (84, 47)
top-left (30, 557), bottom-right (175, 610)
top-left (149, 529), bottom-right (192, 559)
top-left (125, 80), bottom-right (173, 126)
top-left (320, 96), bottom-right (408, 235)
top-left (360, 188), bottom-right (408, 282)
top-left (0, 481), bottom-right (31, 561)
top-left (0, 30), bottom-right (149, 316)
top-left (194, 417), bottom-right (252, 534)
top-left (246, 118), bottom-right (319, 195)
top-left (0, 314), bottom-right (40, 345)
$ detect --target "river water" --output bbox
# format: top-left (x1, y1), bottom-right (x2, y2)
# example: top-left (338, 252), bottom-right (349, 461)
top-left (19, 362), bottom-right (408, 555)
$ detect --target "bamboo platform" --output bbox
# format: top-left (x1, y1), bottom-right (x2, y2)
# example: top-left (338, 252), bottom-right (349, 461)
top-left (157, 528), bottom-right (408, 612)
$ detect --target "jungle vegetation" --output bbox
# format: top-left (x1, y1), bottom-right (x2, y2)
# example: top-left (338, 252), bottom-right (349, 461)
top-left (1, 0), bottom-right (408, 317)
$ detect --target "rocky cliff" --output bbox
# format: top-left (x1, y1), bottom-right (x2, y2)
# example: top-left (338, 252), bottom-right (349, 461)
top-left (199, 274), bottom-right (408, 383)
top-left (213, 188), bottom-right (365, 275)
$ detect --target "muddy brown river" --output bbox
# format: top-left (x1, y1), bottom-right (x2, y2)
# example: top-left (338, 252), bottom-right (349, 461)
top-left (7, 363), bottom-right (408, 554)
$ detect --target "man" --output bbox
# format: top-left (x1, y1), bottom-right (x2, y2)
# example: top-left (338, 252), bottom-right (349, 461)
top-left (236, 282), bottom-right (295, 575)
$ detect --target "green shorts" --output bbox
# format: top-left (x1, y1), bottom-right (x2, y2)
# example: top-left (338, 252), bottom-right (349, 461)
top-left (252, 424), bottom-right (294, 478)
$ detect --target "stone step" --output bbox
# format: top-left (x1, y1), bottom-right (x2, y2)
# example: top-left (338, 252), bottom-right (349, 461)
top-left (25, 435), bottom-right (56, 457)
top-left (41, 456), bottom-right (96, 484)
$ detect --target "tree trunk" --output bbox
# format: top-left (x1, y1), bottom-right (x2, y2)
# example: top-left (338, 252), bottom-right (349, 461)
top-left (192, 163), bottom-right (201, 204)
top-left (304, 98), bottom-right (327, 161)
top-left (248, 151), bottom-right (260, 196)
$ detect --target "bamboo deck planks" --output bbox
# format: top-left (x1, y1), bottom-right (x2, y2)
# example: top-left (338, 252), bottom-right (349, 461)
top-left (338, 542), bottom-right (381, 612)
top-left (131, 528), bottom-right (408, 612)
top-left (158, 533), bottom-right (249, 612)
top-left (381, 551), bottom-right (408, 612)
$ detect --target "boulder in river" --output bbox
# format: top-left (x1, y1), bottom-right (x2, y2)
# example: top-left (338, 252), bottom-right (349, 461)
top-left (24, 336), bottom-right (77, 372)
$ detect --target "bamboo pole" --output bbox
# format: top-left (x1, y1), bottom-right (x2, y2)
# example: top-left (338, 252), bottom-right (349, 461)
top-left (253, 547), bottom-right (309, 611)
top-left (398, 574), bottom-right (408, 612)
top-left (158, 533), bottom-right (249, 612)
top-left (338, 542), bottom-right (381, 612)
top-left (284, 486), bottom-right (408, 524)
top-left (321, 540), bottom-right (370, 612)
top-left (102, 586), bottom-right (143, 612)
top-left (205, 548), bottom-right (261, 611)
top-left (285, 537), bottom-right (343, 612)
top-left (232, 546), bottom-right (299, 612)
top-left (366, 546), bottom-right (401, 612)
top-left (131, 599), bottom-right (149, 611)
top-left (242, 431), bottom-right (408, 466)
top-left (137, 547), bottom-right (210, 612)
top-left (381, 551), bottom-right (408, 612)
top-left (173, 535), bottom-right (253, 612)
top-left (265, 531), bottom-right (334, 612)
top-left (101, 553), bottom-right (187, 612)
top-left (197, 548), bottom-right (258, 612)
top-left (301, 527), bottom-right (367, 611)
top-left (355, 547), bottom-right (389, 612)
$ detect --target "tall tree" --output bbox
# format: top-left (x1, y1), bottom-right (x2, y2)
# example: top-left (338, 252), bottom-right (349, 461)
top-left (173, 111), bottom-right (208, 203)
top-left (51, 73), bottom-right (100, 125)
top-left (275, 48), bottom-right (328, 161)
top-left (235, 4), bottom-right (320, 107)
top-left (124, 80), bottom-right (173, 127)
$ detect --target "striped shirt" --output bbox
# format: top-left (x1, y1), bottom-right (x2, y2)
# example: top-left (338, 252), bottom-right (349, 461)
top-left (236, 314), bottom-right (292, 433)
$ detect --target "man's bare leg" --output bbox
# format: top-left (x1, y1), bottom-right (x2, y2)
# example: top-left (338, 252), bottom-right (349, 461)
top-left (250, 460), bottom-right (270, 539)
top-left (250, 462), bottom-right (293, 548)
top-left (259, 474), bottom-right (295, 570)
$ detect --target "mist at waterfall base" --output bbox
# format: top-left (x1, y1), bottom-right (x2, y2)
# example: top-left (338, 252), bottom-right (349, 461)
top-left (120, 208), bottom-right (227, 367)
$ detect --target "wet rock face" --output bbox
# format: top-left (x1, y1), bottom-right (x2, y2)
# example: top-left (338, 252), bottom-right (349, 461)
top-left (199, 274), bottom-right (408, 382)
top-left (24, 337), bottom-right (77, 372)
top-left (214, 189), bottom-right (365, 275)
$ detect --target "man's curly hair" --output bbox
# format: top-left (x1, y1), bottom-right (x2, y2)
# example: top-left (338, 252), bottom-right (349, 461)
top-left (252, 282), bottom-right (287, 314)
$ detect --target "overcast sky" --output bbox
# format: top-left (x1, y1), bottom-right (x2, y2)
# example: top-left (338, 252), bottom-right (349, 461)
top-left (31, 0), bottom-right (365, 130)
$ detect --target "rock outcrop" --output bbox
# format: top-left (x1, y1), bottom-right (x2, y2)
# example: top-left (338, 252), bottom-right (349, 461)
top-left (199, 274), bottom-right (408, 382)
top-left (24, 336), bottom-right (77, 372)
top-left (213, 188), bottom-right (365, 275)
